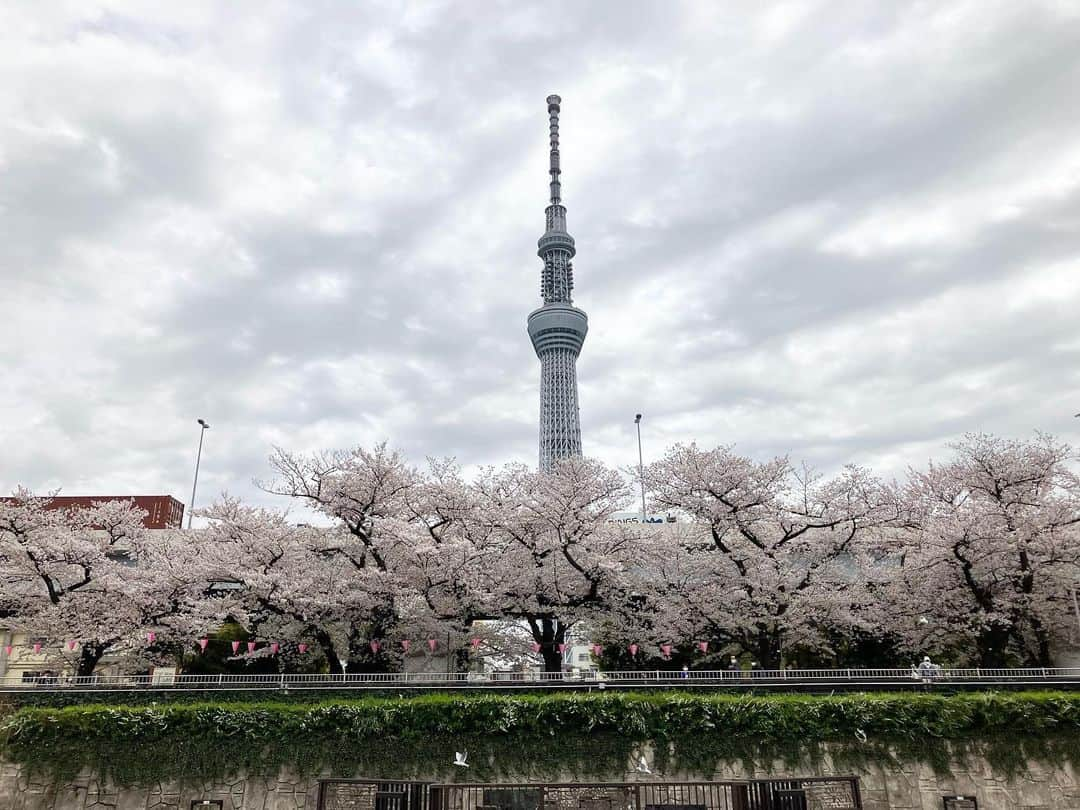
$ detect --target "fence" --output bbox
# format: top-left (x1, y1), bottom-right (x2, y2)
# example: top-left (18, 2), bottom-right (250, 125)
top-left (1, 666), bottom-right (1078, 693)
top-left (317, 778), bottom-right (863, 810)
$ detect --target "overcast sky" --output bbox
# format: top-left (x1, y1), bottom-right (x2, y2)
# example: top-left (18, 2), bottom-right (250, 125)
top-left (3, 1), bottom-right (1080, 517)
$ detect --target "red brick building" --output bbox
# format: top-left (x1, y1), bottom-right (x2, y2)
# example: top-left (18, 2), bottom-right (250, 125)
top-left (0, 495), bottom-right (185, 529)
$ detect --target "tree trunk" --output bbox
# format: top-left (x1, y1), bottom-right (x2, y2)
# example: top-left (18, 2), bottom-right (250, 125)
top-left (742, 625), bottom-right (781, 670)
top-left (76, 643), bottom-right (106, 677)
top-left (977, 624), bottom-right (1010, 668)
top-left (314, 628), bottom-right (342, 674)
top-left (528, 616), bottom-right (568, 673)
top-left (345, 608), bottom-right (397, 673)
top-left (1028, 615), bottom-right (1054, 667)
top-left (754, 631), bottom-right (781, 670)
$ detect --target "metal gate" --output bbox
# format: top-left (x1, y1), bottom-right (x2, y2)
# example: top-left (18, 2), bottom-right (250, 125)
top-left (748, 780), bottom-right (803, 810)
top-left (430, 782), bottom-right (738, 810)
top-left (319, 779), bottom-right (431, 810)
top-left (745, 778), bottom-right (862, 810)
top-left (318, 778), bottom-right (860, 810)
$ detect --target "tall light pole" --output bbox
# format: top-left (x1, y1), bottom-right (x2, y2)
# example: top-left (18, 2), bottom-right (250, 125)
top-left (634, 414), bottom-right (647, 523)
top-left (1072, 415), bottom-right (1079, 639)
top-left (187, 418), bottom-right (210, 530)
top-left (1072, 587), bottom-right (1080, 642)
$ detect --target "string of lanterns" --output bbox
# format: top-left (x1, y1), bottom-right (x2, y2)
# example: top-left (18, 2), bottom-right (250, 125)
top-left (1, 637), bottom-right (712, 658)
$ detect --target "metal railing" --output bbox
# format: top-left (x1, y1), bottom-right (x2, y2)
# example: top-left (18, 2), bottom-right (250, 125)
top-left (318, 776), bottom-right (865, 810)
top-left (2, 666), bottom-right (1079, 693)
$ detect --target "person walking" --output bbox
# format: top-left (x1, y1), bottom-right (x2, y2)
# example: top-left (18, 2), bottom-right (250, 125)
top-left (917, 656), bottom-right (935, 678)
top-left (916, 655), bottom-right (937, 688)
top-left (726, 655), bottom-right (740, 681)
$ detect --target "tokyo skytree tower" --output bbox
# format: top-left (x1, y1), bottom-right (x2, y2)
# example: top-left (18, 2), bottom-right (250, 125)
top-left (527, 94), bottom-right (588, 472)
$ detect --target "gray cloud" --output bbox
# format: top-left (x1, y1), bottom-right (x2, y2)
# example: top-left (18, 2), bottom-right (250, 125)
top-left (3, 1), bottom-right (1080, 518)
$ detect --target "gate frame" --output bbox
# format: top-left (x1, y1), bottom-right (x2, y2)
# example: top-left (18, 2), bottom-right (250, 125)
top-left (317, 778), bottom-right (434, 810)
top-left (316, 776), bottom-right (863, 810)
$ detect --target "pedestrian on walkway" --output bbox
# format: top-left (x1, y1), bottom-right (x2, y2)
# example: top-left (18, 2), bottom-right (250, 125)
top-left (916, 655), bottom-right (937, 687)
top-left (917, 656), bottom-right (935, 678)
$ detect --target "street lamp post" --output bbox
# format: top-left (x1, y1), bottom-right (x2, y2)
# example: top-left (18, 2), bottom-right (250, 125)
top-left (1072, 415), bottom-right (1080, 641)
top-left (1072, 586), bottom-right (1080, 642)
top-left (634, 414), bottom-right (646, 523)
top-left (187, 418), bottom-right (210, 530)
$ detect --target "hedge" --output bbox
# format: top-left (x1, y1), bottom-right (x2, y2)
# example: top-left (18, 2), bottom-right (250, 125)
top-left (3, 691), bottom-right (1080, 784)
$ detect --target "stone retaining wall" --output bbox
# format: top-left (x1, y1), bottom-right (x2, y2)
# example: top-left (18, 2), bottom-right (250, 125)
top-left (0, 753), bottom-right (1077, 810)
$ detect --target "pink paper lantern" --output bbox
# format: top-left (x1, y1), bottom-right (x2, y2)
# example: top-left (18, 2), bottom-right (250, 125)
top-left (697, 641), bottom-right (708, 653)
top-left (33, 643), bottom-right (42, 654)
top-left (591, 644), bottom-right (603, 657)
top-left (557, 643), bottom-right (567, 654)
top-left (147, 631), bottom-right (156, 644)
top-left (401, 639), bottom-right (411, 652)
top-left (470, 637), bottom-right (482, 649)
top-left (369, 640), bottom-right (380, 654)
top-left (198, 638), bottom-right (209, 652)
top-left (3, 645), bottom-right (12, 656)
top-left (270, 642), bottom-right (280, 655)
top-left (231, 641), bottom-right (241, 654)
top-left (68, 640), bottom-right (77, 651)
top-left (298, 643), bottom-right (308, 654)
top-left (629, 643), bottom-right (639, 657)
top-left (530, 642), bottom-right (542, 653)
top-left (660, 644), bottom-right (672, 659)
top-left (427, 638), bottom-right (437, 652)
top-left (247, 641), bottom-right (257, 653)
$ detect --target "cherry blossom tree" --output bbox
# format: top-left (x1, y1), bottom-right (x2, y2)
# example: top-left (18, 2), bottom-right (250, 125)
top-left (0, 491), bottom-right (205, 676)
top-left (460, 457), bottom-right (638, 672)
top-left (261, 444), bottom-right (488, 668)
top-left (263, 444), bottom-right (642, 672)
top-left (194, 496), bottom-right (412, 672)
top-left (874, 433), bottom-right (1080, 667)
top-left (640, 444), bottom-right (901, 668)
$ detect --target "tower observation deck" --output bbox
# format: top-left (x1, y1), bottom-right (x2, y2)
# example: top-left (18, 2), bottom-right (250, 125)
top-left (527, 94), bottom-right (588, 471)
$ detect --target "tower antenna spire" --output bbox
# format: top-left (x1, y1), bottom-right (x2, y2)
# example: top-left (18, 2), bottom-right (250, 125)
top-left (547, 94), bottom-right (561, 205)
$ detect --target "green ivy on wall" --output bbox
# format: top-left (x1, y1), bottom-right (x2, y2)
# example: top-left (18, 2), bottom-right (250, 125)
top-left (2, 691), bottom-right (1079, 785)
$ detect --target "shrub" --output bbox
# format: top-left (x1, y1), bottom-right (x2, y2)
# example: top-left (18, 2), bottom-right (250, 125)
top-left (2, 691), bottom-right (1079, 784)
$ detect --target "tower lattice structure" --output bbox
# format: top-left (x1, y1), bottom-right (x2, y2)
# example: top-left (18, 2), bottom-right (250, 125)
top-left (527, 95), bottom-right (588, 472)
